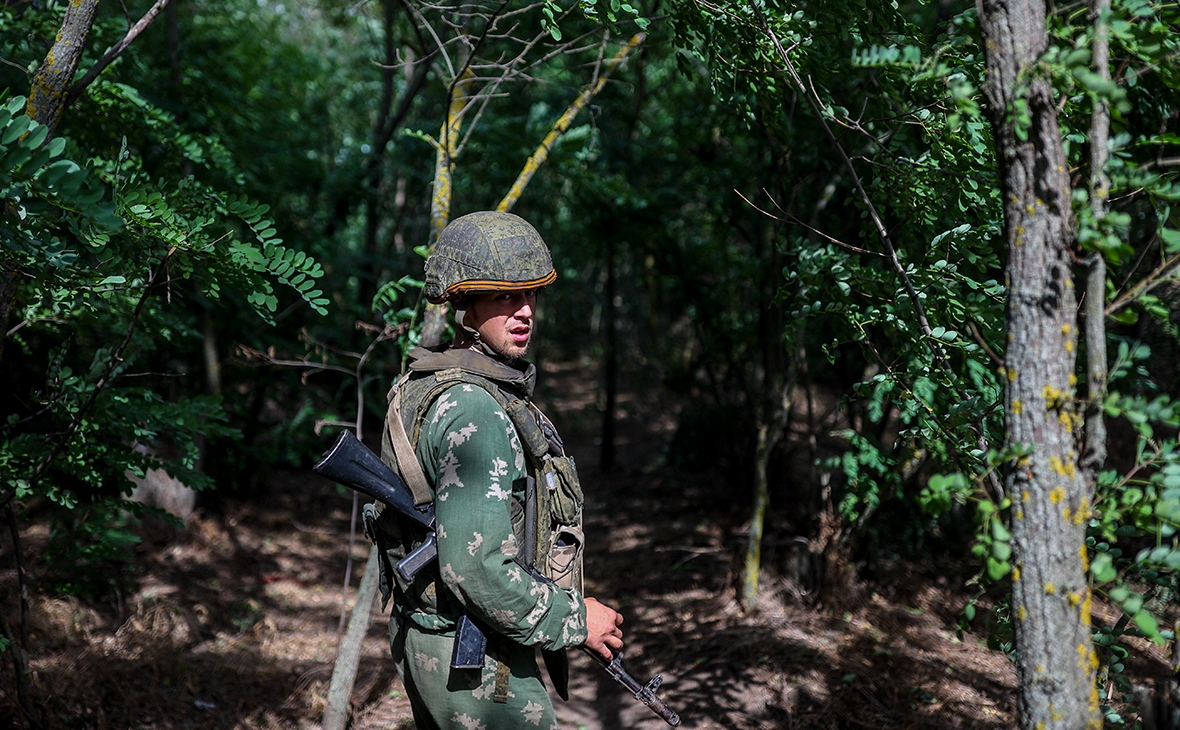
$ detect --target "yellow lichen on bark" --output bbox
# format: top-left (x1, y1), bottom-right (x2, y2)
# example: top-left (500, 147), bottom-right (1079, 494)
top-left (1048, 458), bottom-right (1076, 479)
top-left (1042, 384), bottom-right (1064, 408)
top-left (498, 34), bottom-right (644, 213)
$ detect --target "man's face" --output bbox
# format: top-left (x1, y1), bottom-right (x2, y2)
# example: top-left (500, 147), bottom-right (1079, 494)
top-left (465, 289), bottom-right (538, 359)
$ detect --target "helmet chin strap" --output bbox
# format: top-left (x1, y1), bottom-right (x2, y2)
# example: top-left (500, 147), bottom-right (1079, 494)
top-left (454, 299), bottom-right (511, 360)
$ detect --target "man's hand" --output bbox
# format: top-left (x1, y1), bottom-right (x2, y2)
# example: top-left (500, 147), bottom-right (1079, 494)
top-left (584, 597), bottom-right (624, 661)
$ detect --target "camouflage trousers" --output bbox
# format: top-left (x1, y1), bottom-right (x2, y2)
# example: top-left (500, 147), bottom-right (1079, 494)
top-left (390, 612), bottom-right (560, 730)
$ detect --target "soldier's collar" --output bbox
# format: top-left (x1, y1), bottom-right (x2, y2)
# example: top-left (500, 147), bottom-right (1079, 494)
top-left (406, 345), bottom-right (536, 396)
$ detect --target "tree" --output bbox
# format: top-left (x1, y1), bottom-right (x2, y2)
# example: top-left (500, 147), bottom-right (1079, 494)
top-left (662, 0), bottom-right (1178, 723)
top-left (975, 0), bottom-right (1099, 725)
top-left (1, 1), bottom-right (332, 722)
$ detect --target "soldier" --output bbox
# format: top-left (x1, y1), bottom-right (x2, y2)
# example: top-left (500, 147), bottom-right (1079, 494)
top-left (367, 211), bottom-right (624, 729)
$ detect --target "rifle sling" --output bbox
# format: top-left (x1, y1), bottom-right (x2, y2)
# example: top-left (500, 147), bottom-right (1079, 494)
top-left (387, 377), bottom-right (434, 507)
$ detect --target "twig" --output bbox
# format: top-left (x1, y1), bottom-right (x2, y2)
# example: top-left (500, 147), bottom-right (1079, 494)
top-left (1106, 250), bottom-right (1180, 317)
top-left (737, 189), bottom-right (885, 258)
top-left (498, 32), bottom-right (645, 212)
top-left (65, 0), bottom-right (172, 108)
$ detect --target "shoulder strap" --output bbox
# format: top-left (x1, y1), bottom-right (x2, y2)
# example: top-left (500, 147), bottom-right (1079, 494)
top-left (385, 373), bottom-right (434, 507)
top-left (384, 366), bottom-right (550, 508)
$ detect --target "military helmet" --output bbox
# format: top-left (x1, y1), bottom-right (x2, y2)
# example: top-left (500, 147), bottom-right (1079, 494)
top-left (424, 211), bottom-right (557, 304)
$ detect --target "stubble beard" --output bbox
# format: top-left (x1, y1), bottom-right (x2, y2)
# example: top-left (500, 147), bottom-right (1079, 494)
top-left (492, 338), bottom-right (529, 361)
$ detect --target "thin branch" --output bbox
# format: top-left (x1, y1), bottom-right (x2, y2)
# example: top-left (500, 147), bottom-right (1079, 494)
top-left (1141, 156), bottom-right (1180, 171)
top-left (1105, 250), bottom-right (1180, 317)
top-left (736, 188), bottom-right (886, 257)
top-left (65, 0), bottom-right (171, 107)
top-left (745, 2), bottom-right (944, 355)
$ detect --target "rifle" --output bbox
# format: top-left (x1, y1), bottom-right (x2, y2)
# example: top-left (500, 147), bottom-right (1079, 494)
top-left (313, 430), bottom-right (681, 726)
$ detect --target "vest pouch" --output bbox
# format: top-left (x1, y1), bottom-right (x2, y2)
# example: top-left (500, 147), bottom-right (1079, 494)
top-left (547, 524), bottom-right (584, 592)
top-left (541, 454), bottom-right (583, 525)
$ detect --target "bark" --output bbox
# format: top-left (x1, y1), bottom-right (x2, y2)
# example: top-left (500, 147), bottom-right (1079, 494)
top-left (741, 214), bottom-right (791, 612)
top-left (1083, 0), bottom-right (1111, 480)
top-left (976, 0), bottom-right (1100, 728)
top-left (419, 56), bottom-right (475, 348)
top-left (322, 548), bottom-right (381, 730)
top-left (26, 0), bottom-right (100, 131)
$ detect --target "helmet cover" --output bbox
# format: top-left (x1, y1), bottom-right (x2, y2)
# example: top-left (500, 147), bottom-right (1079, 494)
top-left (424, 211), bottom-right (557, 304)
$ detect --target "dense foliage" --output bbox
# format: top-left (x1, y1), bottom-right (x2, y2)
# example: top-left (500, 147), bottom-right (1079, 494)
top-left (1, 0), bottom-right (1179, 725)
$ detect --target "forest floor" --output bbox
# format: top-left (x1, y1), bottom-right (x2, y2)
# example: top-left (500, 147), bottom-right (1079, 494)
top-left (2, 360), bottom-right (1174, 729)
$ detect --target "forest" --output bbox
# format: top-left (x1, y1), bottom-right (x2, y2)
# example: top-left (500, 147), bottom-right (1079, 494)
top-left (1, 0), bottom-right (1178, 727)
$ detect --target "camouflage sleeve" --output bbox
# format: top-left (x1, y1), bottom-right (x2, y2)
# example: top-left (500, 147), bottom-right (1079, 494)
top-left (418, 383), bottom-right (588, 650)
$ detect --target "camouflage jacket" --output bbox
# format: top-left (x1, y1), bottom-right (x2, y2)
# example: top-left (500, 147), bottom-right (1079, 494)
top-left (371, 346), bottom-right (586, 654)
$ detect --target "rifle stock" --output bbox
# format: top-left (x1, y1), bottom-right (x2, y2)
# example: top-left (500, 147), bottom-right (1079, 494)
top-left (313, 430), bottom-right (433, 529)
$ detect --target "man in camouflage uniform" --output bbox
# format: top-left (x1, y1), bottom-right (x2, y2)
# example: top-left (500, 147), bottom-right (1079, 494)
top-left (368, 211), bottom-right (624, 730)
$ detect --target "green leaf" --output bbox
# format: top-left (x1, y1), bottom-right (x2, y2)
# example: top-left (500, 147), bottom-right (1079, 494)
top-left (1090, 552), bottom-right (1116, 583)
top-left (2, 115), bottom-right (32, 145)
top-left (986, 557), bottom-right (1010, 581)
top-left (1134, 611), bottom-right (1163, 644)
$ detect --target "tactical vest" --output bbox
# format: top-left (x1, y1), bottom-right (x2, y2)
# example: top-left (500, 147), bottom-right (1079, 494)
top-left (366, 346), bottom-right (584, 618)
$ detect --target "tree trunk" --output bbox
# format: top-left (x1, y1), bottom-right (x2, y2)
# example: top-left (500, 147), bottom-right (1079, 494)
top-left (322, 547), bottom-right (381, 730)
top-left (1083, 0), bottom-right (1111, 480)
top-left (0, 268), bottom-right (17, 364)
top-left (3, 0), bottom-right (101, 365)
top-left (26, 0), bottom-right (100, 131)
top-left (601, 233), bottom-right (617, 470)
top-left (976, 0), bottom-right (1100, 728)
top-left (419, 54), bottom-right (474, 348)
